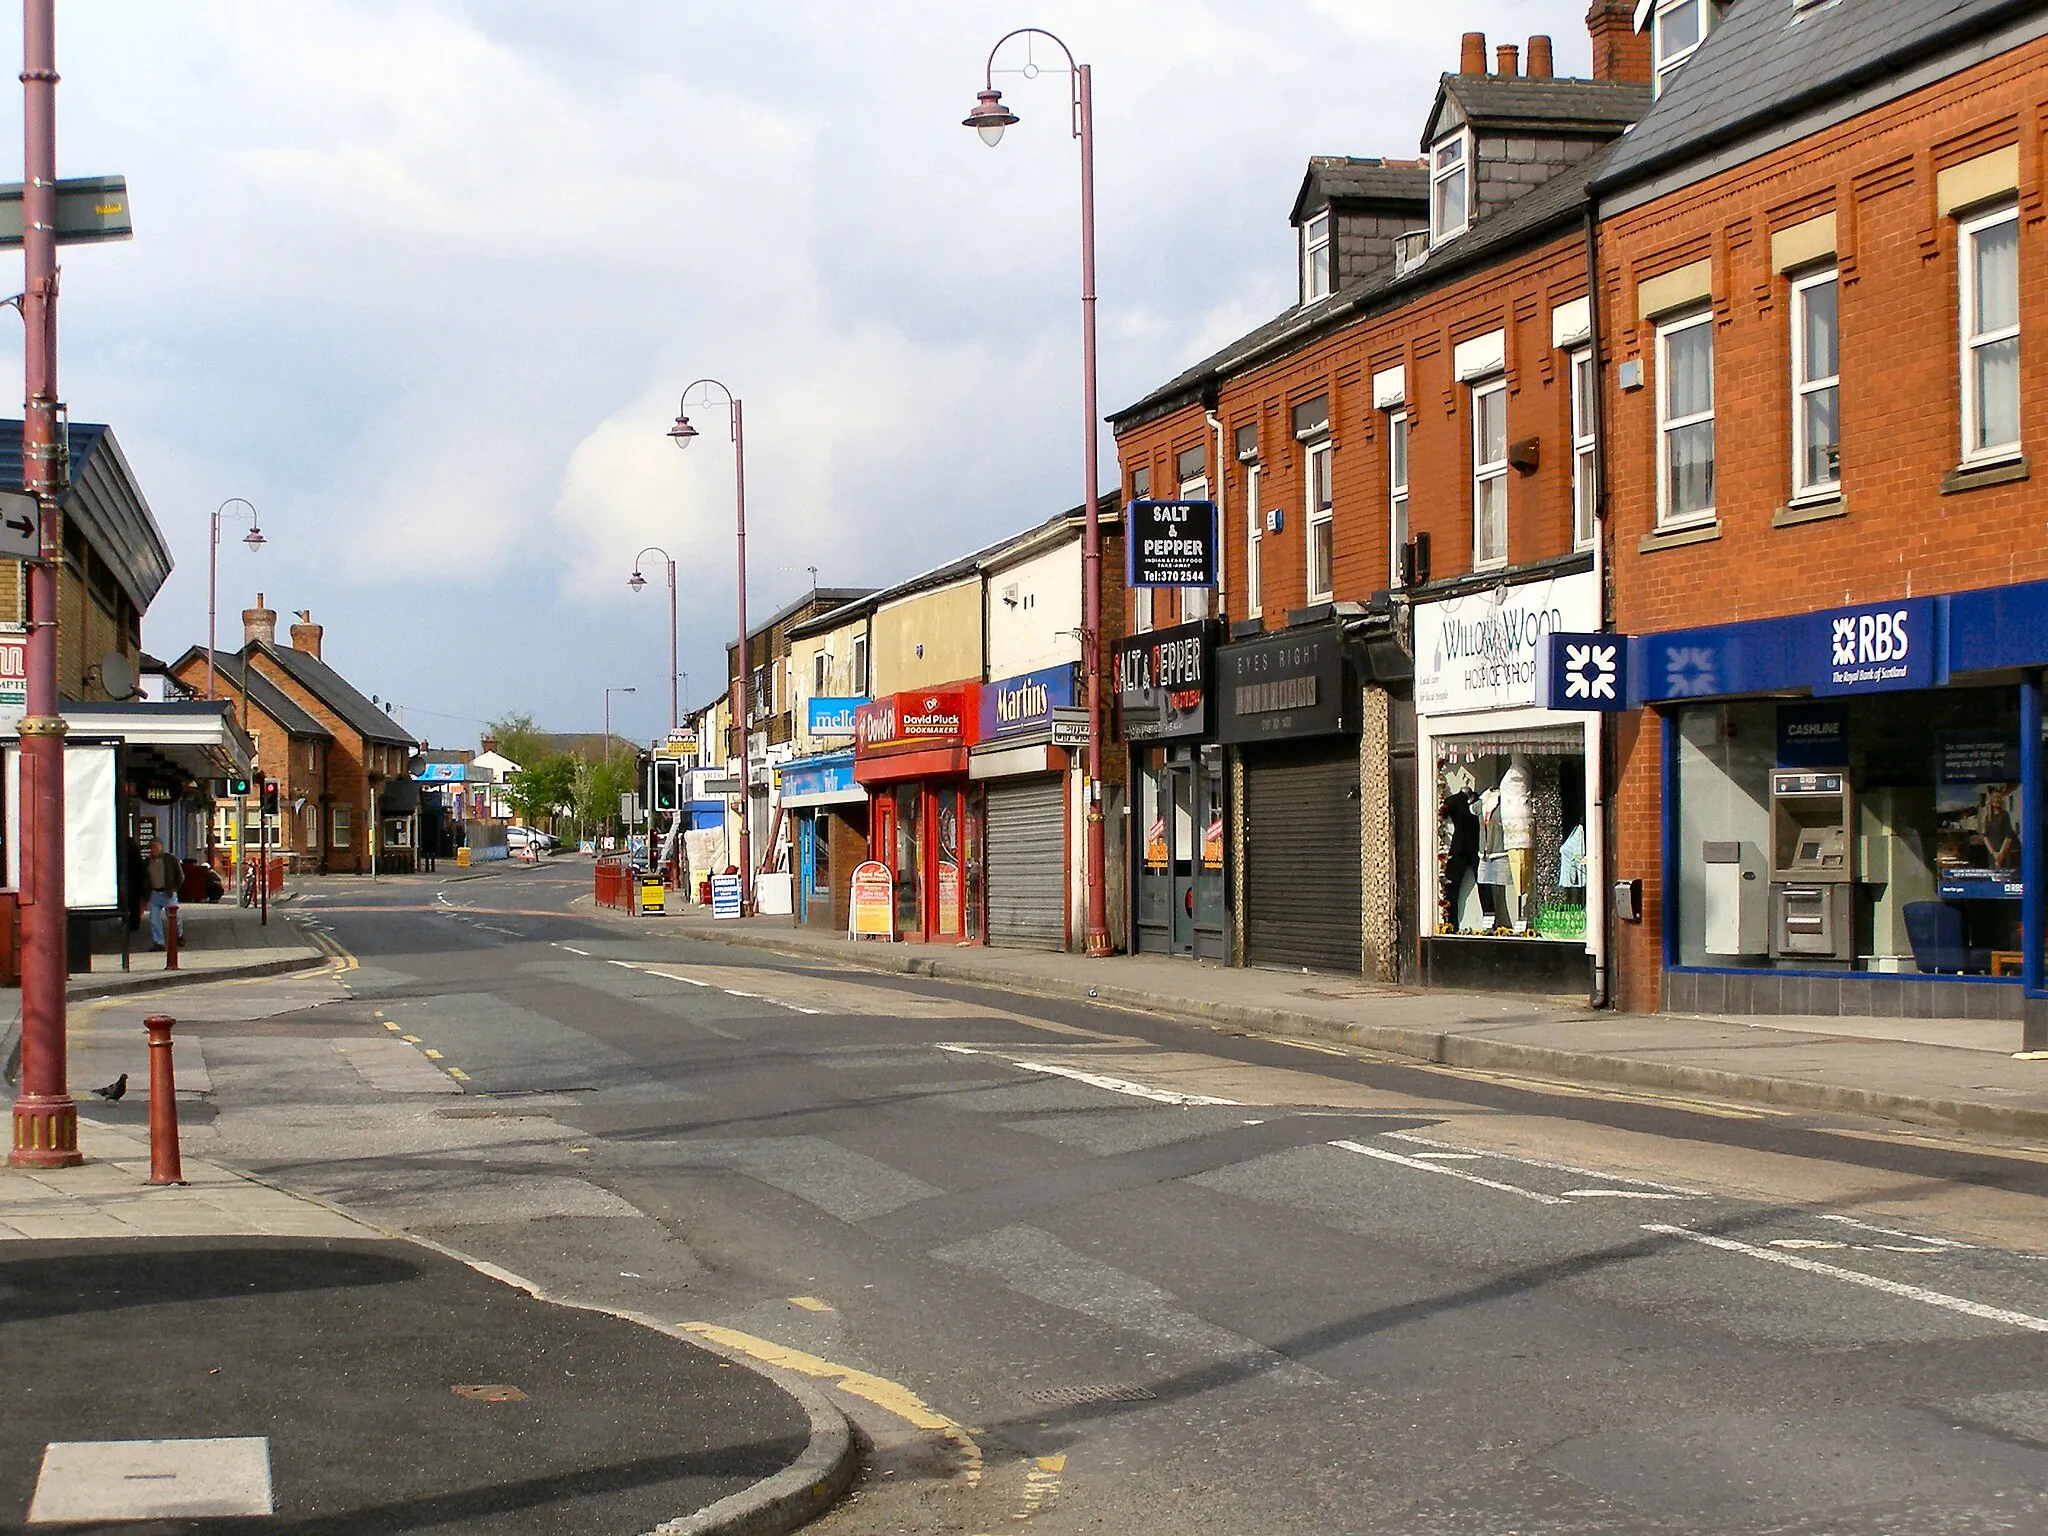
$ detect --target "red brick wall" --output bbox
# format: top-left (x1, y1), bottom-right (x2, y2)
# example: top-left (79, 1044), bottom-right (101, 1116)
top-left (1118, 231), bottom-right (1594, 630)
top-left (164, 655), bottom-right (331, 863)
top-left (1600, 40), bottom-right (2048, 1010)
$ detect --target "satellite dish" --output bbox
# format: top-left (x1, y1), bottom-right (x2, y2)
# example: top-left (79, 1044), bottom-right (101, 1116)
top-left (98, 652), bottom-right (137, 701)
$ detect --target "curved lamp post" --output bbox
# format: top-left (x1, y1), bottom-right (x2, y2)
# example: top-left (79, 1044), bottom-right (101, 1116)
top-left (670, 379), bottom-right (753, 913)
top-left (628, 547), bottom-right (680, 736)
top-left (206, 498), bottom-right (264, 702)
top-left (963, 28), bottom-right (1111, 957)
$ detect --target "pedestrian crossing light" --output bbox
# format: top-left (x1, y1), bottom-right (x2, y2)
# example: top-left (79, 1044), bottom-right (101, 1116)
top-left (651, 757), bottom-right (681, 813)
top-left (229, 775), bottom-right (251, 796)
top-left (260, 781), bottom-right (280, 815)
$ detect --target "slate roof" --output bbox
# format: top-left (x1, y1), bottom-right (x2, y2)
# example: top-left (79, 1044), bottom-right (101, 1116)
top-left (1291, 156), bottom-right (1430, 226)
top-left (169, 646), bottom-right (333, 740)
top-left (1112, 147), bottom-right (1614, 430)
top-left (1596, 0), bottom-right (2048, 195)
top-left (0, 419), bottom-right (172, 612)
top-left (256, 640), bottom-right (416, 747)
top-left (1429, 74), bottom-right (1652, 145)
top-left (785, 498), bottom-right (1126, 643)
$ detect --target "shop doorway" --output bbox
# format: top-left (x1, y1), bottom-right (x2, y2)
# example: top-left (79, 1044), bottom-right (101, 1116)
top-left (872, 781), bottom-right (980, 943)
top-left (1137, 750), bottom-right (1226, 959)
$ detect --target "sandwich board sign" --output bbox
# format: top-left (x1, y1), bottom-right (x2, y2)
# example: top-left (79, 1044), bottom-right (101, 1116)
top-left (848, 859), bottom-right (894, 939)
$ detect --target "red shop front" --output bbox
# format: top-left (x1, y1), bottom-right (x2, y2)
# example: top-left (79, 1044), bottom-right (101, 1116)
top-left (854, 685), bottom-right (983, 944)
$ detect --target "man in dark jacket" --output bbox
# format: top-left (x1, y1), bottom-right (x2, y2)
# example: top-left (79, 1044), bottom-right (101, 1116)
top-left (145, 840), bottom-right (184, 949)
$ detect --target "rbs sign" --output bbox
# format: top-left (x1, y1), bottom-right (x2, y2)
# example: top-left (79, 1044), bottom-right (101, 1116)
top-left (1814, 598), bottom-right (1933, 696)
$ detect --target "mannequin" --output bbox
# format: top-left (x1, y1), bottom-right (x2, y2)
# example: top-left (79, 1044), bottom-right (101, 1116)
top-left (1501, 751), bottom-right (1534, 929)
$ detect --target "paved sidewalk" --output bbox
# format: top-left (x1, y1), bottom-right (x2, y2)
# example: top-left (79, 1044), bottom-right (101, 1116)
top-left (0, 1118), bottom-right (853, 1533)
top-left (72, 896), bottom-right (326, 998)
top-left (638, 905), bottom-right (2048, 1139)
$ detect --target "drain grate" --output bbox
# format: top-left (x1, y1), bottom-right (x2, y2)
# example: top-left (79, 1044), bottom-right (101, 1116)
top-left (1023, 1383), bottom-right (1157, 1407)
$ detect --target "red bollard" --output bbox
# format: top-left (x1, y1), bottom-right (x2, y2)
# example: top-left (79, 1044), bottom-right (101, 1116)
top-left (163, 903), bottom-right (179, 971)
top-left (144, 1014), bottom-right (184, 1186)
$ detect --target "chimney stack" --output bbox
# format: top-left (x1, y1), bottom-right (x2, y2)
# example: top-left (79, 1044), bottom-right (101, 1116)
top-left (242, 592), bottom-right (277, 649)
top-left (1495, 42), bottom-right (1519, 77)
top-left (1460, 31), bottom-right (1486, 75)
top-left (1527, 34), bottom-right (1555, 79)
top-left (289, 608), bottom-right (324, 659)
top-left (1585, 0), bottom-right (1653, 84)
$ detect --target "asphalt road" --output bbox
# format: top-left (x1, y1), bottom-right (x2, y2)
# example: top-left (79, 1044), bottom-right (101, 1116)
top-left (84, 861), bottom-right (2048, 1535)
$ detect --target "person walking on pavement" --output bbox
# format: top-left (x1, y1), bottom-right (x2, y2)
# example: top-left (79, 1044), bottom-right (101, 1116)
top-left (145, 838), bottom-right (185, 949)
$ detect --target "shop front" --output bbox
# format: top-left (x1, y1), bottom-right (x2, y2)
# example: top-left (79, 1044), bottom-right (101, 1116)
top-left (854, 685), bottom-right (982, 944)
top-left (779, 750), bottom-right (866, 932)
top-left (1114, 619), bottom-right (1224, 960)
top-left (1415, 569), bottom-right (1601, 995)
top-left (973, 664), bottom-right (1080, 950)
top-left (1219, 621), bottom-right (1361, 973)
top-left (1592, 576), bottom-right (2048, 1043)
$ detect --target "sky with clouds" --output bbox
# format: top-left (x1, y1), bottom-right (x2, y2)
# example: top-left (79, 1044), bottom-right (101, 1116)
top-left (26, 0), bottom-right (1587, 749)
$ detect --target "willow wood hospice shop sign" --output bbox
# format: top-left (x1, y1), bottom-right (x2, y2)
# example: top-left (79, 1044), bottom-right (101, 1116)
top-left (1415, 571), bottom-right (1599, 715)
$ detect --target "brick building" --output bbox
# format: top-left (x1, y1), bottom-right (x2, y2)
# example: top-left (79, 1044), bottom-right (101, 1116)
top-left (1578, 0), bottom-right (2048, 1039)
top-left (169, 597), bottom-right (416, 874)
top-left (1110, 11), bottom-right (1649, 987)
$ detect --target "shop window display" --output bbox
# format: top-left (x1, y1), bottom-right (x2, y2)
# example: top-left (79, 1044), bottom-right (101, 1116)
top-left (1435, 728), bottom-right (1587, 940)
top-left (1673, 688), bottom-right (2021, 974)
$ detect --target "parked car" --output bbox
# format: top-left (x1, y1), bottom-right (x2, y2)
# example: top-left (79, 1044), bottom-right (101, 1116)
top-left (505, 826), bottom-right (557, 854)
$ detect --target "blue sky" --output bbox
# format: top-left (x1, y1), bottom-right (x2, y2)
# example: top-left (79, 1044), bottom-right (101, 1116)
top-left (26, 0), bottom-right (1586, 749)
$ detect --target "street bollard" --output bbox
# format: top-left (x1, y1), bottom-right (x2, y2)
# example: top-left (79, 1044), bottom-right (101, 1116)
top-left (144, 1014), bottom-right (185, 1186)
top-left (163, 903), bottom-right (180, 971)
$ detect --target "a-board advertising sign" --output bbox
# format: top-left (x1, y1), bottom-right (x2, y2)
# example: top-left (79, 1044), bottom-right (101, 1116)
top-left (1126, 499), bottom-right (1218, 588)
top-left (849, 859), bottom-right (894, 939)
top-left (4, 739), bottom-right (120, 913)
top-left (710, 872), bottom-right (743, 919)
top-left (638, 878), bottom-right (667, 915)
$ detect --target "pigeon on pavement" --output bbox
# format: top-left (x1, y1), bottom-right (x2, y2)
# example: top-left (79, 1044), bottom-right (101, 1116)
top-left (91, 1073), bottom-right (127, 1104)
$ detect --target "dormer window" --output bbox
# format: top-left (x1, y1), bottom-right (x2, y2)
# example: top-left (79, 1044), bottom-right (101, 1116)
top-left (1301, 210), bottom-right (1332, 303)
top-left (1431, 134), bottom-right (1470, 243)
top-left (1649, 0), bottom-right (1717, 94)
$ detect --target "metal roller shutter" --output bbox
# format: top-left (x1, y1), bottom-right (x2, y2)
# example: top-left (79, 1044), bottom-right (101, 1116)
top-left (1244, 742), bottom-right (1361, 973)
top-left (986, 777), bottom-right (1066, 950)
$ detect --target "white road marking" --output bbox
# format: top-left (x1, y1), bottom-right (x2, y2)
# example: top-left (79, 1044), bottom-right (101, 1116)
top-left (1011, 1060), bottom-right (1241, 1107)
top-left (1332, 1139), bottom-right (1569, 1205)
top-left (554, 944), bottom-right (591, 956)
top-left (1642, 1224), bottom-right (2048, 1333)
top-left (1560, 1189), bottom-right (1694, 1200)
top-left (1770, 1239), bottom-right (1848, 1250)
top-left (935, 1043), bottom-right (981, 1055)
top-left (1407, 1152), bottom-right (1484, 1161)
top-left (1817, 1213), bottom-right (1974, 1249)
top-left (1383, 1130), bottom-right (1704, 1195)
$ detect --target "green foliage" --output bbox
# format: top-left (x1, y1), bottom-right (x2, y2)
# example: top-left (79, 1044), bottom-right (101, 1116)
top-left (506, 754), bottom-right (577, 827)
top-left (572, 747), bottom-right (640, 835)
top-left (484, 711), bottom-right (548, 772)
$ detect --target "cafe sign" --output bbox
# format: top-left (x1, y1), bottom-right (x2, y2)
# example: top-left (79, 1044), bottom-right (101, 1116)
top-left (1114, 618), bottom-right (1216, 743)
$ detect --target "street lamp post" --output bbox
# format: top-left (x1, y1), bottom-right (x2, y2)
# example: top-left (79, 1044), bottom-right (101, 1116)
top-left (205, 499), bottom-right (264, 703)
top-left (9, 0), bottom-right (74, 1165)
top-left (628, 547), bottom-right (680, 736)
top-left (669, 380), bottom-right (753, 914)
top-left (962, 29), bottom-right (1112, 957)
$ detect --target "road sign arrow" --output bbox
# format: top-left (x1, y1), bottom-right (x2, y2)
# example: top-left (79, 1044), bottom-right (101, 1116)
top-left (3, 515), bottom-right (31, 538)
top-left (0, 490), bottom-right (36, 560)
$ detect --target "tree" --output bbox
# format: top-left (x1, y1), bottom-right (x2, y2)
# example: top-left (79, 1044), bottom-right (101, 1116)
top-left (506, 755), bottom-right (577, 829)
top-left (484, 711), bottom-right (548, 772)
top-left (572, 747), bottom-right (641, 841)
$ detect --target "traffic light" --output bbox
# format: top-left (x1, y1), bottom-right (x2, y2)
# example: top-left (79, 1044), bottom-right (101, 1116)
top-left (260, 780), bottom-right (280, 815)
top-left (651, 757), bottom-right (680, 813)
top-left (229, 775), bottom-right (251, 796)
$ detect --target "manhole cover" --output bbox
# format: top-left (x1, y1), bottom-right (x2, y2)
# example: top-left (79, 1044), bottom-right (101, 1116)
top-left (451, 1384), bottom-right (528, 1402)
top-left (1023, 1384), bottom-right (1156, 1406)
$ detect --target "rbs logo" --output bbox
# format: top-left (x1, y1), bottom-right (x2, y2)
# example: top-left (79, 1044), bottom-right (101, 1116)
top-left (1831, 610), bottom-right (1910, 667)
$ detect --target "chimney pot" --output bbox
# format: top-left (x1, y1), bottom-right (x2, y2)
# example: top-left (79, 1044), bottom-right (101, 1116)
top-left (1496, 43), bottom-right (1519, 77)
top-left (1460, 31), bottom-right (1486, 75)
top-left (241, 592), bottom-right (277, 649)
top-left (1527, 34), bottom-right (1555, 78)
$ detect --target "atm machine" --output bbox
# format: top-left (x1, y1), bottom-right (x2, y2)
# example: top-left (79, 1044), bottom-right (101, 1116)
top-left (1769, 770), bottom-right (1856, 963)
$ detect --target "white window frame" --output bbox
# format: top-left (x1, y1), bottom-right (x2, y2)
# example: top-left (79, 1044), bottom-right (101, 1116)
top-left (1301, 210), bottom-right (1332, 304)
top-left (1652, 0), bottom-right (1714, 95)
top-left (1470, 379), bottom-right (1508, 570)
top-left (1431, 132), bottom-right (1471, 244)
top-left (1304, 438), bottom-right (1335, 604)
top-left (850, 632), bottom-right (867, 692)
top-left (812, 651), bottom-right (829, 696)
top-left (1387, 411), bottom-right (1410, 587)
top-left (1655, 308), bottom-right (1717, 529)
top-left (1568, 348), bottom-right (1598, 548)
top-left (1959, 202), bottom-right (2021, 466)
top-left (1177, 473), bottom-right (1212, 622)
top-left (1129, 468), bottom-right (1153, 632)
top-left (1243, 460), bottom-right (1263, 619)
top-left (1789, 267), bottom-right (1841, 499)
top-left (332, 804), bottom-right (351, 849)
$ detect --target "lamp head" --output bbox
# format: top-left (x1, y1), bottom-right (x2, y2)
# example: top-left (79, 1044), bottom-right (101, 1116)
top-left (242, 526), bottom-right (265, 551)
top-left (628, 569), bottom-right (646, 593)
top-left (668, 412), bottom-right (699, 450)
top-left (963, 88), bottom-right (1018, 146)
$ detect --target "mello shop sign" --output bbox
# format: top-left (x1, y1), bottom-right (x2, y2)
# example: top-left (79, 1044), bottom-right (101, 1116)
top-left (1416, 571), bottom-right (1599, 716)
